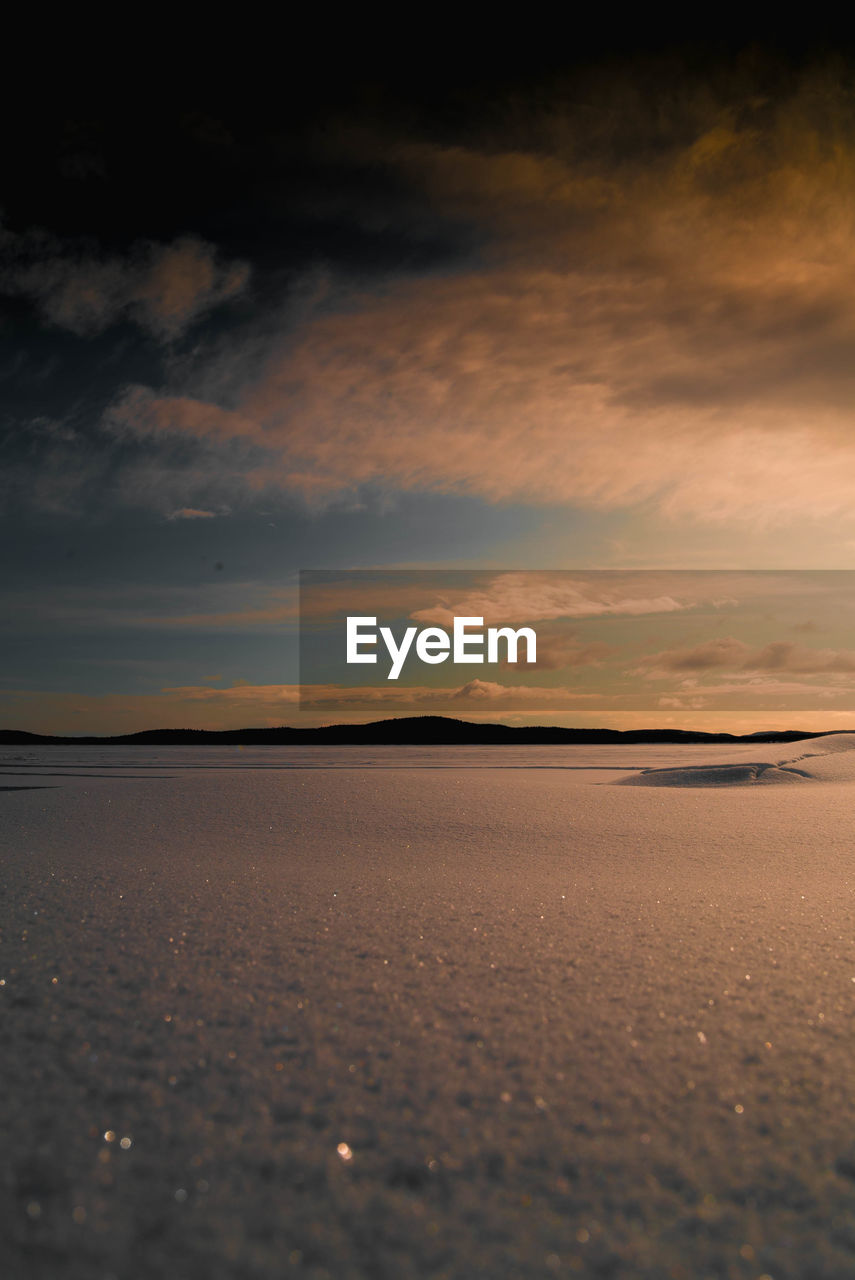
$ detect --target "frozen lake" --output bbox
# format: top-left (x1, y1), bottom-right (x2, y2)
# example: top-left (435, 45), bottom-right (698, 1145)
top-left (4, 738), bottom-right (855, 1277)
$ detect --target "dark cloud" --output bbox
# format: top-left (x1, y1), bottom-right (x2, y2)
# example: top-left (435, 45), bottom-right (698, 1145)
top-left (1, 229), bottom-right (248, 340)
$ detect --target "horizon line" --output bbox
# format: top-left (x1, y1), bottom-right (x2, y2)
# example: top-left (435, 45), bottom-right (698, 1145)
top-left (0, 715), bottom-right (843, 745)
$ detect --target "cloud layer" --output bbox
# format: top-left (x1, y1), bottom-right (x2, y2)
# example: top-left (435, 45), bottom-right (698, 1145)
top-left (103, 63), bottom-right (855, 525)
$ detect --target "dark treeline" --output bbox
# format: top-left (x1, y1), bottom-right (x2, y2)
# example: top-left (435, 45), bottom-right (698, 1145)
top-left (0, 716), bottom-right (830, 747)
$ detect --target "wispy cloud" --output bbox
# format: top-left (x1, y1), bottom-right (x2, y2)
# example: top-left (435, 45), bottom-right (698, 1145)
top-left (508, 633), bottom-right (613, 671)
top-left (1, 229), bottom-right (249, 340)
top-left (409, 573), bottom-right (693, 625)
top-left (638, 637), bottom-right (855, 676)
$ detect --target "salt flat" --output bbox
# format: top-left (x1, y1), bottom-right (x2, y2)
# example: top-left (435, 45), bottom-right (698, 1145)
top-left (4, 738), bottom-right (855, 1278)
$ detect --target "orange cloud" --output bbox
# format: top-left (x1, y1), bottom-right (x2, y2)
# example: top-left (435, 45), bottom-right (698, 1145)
top-left (99, 67), bottom-right (855, 526)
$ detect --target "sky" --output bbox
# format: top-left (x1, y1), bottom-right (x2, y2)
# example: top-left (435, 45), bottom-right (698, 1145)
top-left (5, 30), bottom-right (855, 734)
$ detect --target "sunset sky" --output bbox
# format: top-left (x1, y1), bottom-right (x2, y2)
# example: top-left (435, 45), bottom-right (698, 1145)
top-left (5, 32), bottom-right (855, 734)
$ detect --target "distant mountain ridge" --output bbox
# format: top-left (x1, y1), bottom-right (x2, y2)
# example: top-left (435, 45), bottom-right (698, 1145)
top-left (0, 716), bottom-right (833, 746)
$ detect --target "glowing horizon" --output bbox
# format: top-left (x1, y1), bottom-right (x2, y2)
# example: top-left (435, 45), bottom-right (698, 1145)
top-left (6, 47), bottom-right (855, 729)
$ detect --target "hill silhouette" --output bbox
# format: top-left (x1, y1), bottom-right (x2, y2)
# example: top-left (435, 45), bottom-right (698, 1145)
top-left (0, 715), bottom-right (832, 746)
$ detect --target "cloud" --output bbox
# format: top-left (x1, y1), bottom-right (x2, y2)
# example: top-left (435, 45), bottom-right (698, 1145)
top-left (297, 571), bottom-right (818, 629)
top-left (96, 63), bottom-right (855, 526)
top-left (308, 680), bottom-right (598, 708)
top-left (409, 573), bottom-right (691, 625)
top-left (142, 678), bottom-right (602, 723)
top-left (1, 230), bottom-right (249, 340)
top-left (448, 678), bottom-right (580, 701)
top-left (510, 634), bottom-right (612, 671)
top-left (157, 679), bottom-right (591, 706)
top-left (751, 643), bottom-right (855, 673)
top-left (166, 507), bottom-right (218, 520)
top-left (639, 637), bottom-right (855, 676)
top-left (659, 676), bottom-right (855, 701)
top-left (638, 637), bottom-right (752, 673)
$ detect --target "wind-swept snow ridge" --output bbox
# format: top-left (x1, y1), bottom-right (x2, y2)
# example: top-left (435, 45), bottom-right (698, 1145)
top-left (618, 733), bottom-right (855, 787)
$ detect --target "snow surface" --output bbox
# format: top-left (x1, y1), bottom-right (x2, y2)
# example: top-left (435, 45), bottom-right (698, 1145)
top-left (4, 736), bottom-right (855, 1278)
